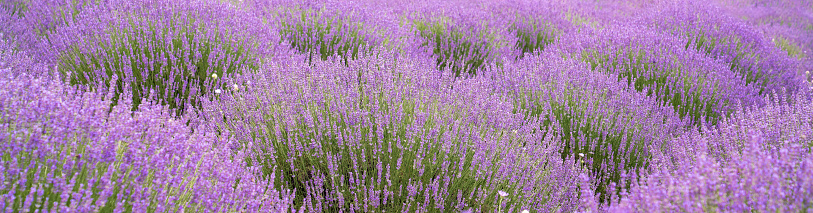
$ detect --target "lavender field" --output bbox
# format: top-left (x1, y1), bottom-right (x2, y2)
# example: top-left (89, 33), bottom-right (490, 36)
top-left (1, 0), bottom-right (812, 212)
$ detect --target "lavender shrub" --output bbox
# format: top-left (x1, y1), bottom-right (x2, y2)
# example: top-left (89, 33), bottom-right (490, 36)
top-left (412, 16), bottom-right (501, 77)
top-left (205, 51), bottom-right (585, 212)
top-left (496, 53), bottom-right (686, 204)
top-left (275, 6), bottom-right (378, 66)
top-left (715, 0), bottom-right (813, 81)
top-left (609, 93), bottom-right (813, 212)
top-left (560, 24), bottom-right (763, 127)
top-left (53, 0), bottom-right (268, 116)
top-left (631, 0), bottom-right (808, 96)
top-left (0, 39), bottom-right (292, 212)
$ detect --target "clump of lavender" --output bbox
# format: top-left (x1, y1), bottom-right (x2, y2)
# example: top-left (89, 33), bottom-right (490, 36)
top-left (719, 0), bottom-right (813, 73)
top-left (0, 0), bottom-right (110, 57)
top-left (498, 53), bottom-right (686, 204)
top-left (510, 16), bottom-right (557, 59)
top-left (206, 51), bottom-right (584, 212)
top-left (3, 0), bottom-right (812, 212)
top-left (773, 36), bottom-right (806, 60)
top-left (633, 1), bottom-right (807, 95)
top-left (412, 16), bottom-right (500, 77)
top-left (51, 0), bottom-right (259, 115)
top-left (567, 25), bottom-right (762, 127)
top-left (0, 0), bottom-right (26, 19)
top-left (0, 37), bottom-right (47, 78)
top-left (0, 40), bottom-right (292, 212)
top-left (277, 7), bottom-right (376, 66)
top-left (609, 93), bottom-right (813, 212)
top-left (500, 1), bottom-right (577, 59)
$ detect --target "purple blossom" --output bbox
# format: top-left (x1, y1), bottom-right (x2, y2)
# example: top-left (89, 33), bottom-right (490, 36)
top-left (0, 37), bottom-right (293, 211)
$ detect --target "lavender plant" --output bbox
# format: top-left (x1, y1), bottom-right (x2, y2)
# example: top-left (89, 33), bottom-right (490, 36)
top-left (1, 0), bottom-right (116, 57)
top-left (278, 8), bottom-right (375, 66)
top-left (0, 0), bottom-right (26, 19)
top-left (206, 52), bottom-right (584, 212)
top-left (609, 93), bottom-right (813, 212)
top-left (719, 0), bottom-right (813, 65)
top-left (0, 40), bottom-right (291, 212)
top-left (634, 1), bottom-right (807, 95)
top-left (413, 18), bottom-right (499, 77)
top-left (773, 36), bottom-right (806, 59)
top-left (490, 1), bottom-right (577, 59)
top-left (569, 26), bottom-right (762, 127)
top-left (510, 17), bottom-right (557, 58)
top-left (499, 54), bottom-right (686, 204)
top-left (55, 0), bottom-right (259, 115)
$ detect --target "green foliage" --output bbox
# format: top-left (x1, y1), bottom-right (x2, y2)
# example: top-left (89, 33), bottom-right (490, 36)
top-left (414, 19), bottom-right (498, 77)
top-left (279, 9), bottom-right (372, 66)
top-left (565, 12), bottom-right (598, 30)
top-left (773, 36), bottom-right (805, 59)
top-left (57, 13), bottom-right (257, 115)
top-left (510, 17), bottom-right (557, 58)
top-left (580, 50), bottom-right (726, 126)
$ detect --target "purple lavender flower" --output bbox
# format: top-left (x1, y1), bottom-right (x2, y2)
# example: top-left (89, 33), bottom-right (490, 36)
top-left (0, 38), bottom-right (292, 212)
top-left (206, 50), bottom-right (582, 212)
top-left (609, 93), bottom-right (813, 212)
top-left (3, 0), bottom-right (811, 212)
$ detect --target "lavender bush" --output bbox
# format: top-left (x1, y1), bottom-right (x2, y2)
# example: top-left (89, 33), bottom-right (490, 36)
top-left (2, 0), bottom-right (812, 212)
top-left (0, 39), bottom-right (292, 212)
top-left (609, 93), bottom-right (813, 212)
top-left (413, 18), bottom-right (500, 77)
top-left (204, 52), bottom-right (584, 212)
top-left (564, 25), bottom-right (762, 127)
top-left (509, 17), bottom-right (557, 59)
top-left (53, 0), bottom-right (261, 116)
top-left (630, 0), bottom-right (807, 96)
top-left (277, 7), bottom-right (375, 66)
top-left (496, 53), bottom-right (686, 204)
